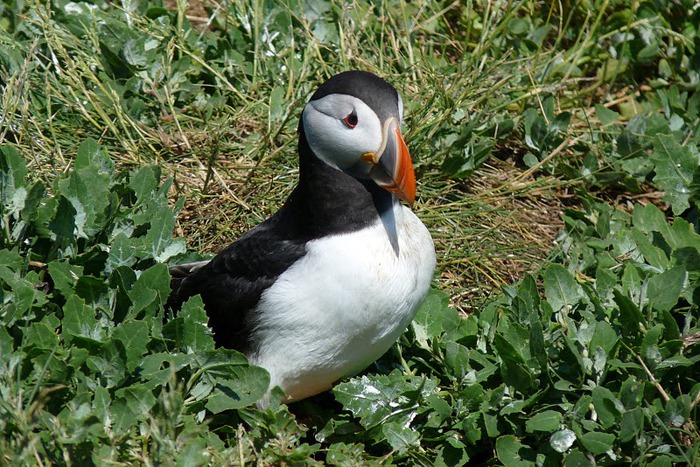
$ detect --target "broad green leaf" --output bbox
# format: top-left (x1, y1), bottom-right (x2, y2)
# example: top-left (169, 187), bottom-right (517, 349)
top-left (594, 105), bottom-right (619, 126)
top-left (110, 266), bottom-right (136, 323)
top-left (508, 17), bottom-right (528, 35)
top-left (92, 386), bottom-right (111, 423)
top-left (86, 345), bottom-right (127, 388)
top-left (145, 205), bottom-right (186, 262)
top-left (594, 263), bottom-right (617, 304)
top-left (435, 437), bottom-right (469, 467)
top-left (632, 203), bottom-right (667, 233)
top-left (589, 320), bottom-right (618, 356)
top-left (662, 395), bottom-right (691, 428)
top-left (563, 449), bottom-right (593, 466)
top-left (519, 277), bottom-right (548, 375)
top-left (637, 41), bottom-right (659, 65)
top-left (595, 104), bottom-right (620, 125)
top-left (0, 145), bottom-right (28, 209)
top-left (204, 365), bottom-right (270, 412)
top-left (513, 274), bottom-right (540, 324)
top-left (0, 327), bottom-right (13, 362)
top-left (412, 288), bottom-right (460, 344)
top-left (646, 267), bottom-right (686, 311)
top-left (110, 398), bottom-right (138, 436)
top-left (0, 265), bottom-right (46, 327)
top-left (129, 165), bottom-right (159, 203)
top-left (483, 412), bottom-right (500, 437)
top-left (591, 386), bottom-right (622, 429)
top-left (115, 384), bottom-right (157, 416)
top-left (268, 85), bottom-right (287, 123)
top-left (194, 348), bottom-right (250, 370)
top-left (495, 315), bottom-right (530, 362)
top-left (424, 393), bottom-right (452, 428)
top-left (122, 38), bottom-right (147, 67)
top-left (672, 246), bottom-right (700, 272)
top-left (619, 407), bottom-right (643, 442)
top-left (525, 410), bottom-right (562, 433)
top-left (621, 263), bottom-right (643, 303)
top-left (75, 138), bottom-right (114, 173)
top-left (162, 295), bottom-right (215, 352)
top-left (381, 421), bottom-right (420, 453)
top-left (659, 308), bottom-right (681, 340)
top-left (495, 435), bottom-right (536, 467)
top-left (560, 329), bottom-right (585, 378)
top-left (550, 429), bottom-right (576, 453)
top-left (528, 314), bottom-right (547, 376)
top-left (325, 443), bottom-right (371, 465)
top-left (62, 294), bottom-right (104, 344)
top-left (112, 320), bottom-right (150, 372)
top-left (650, 135), bottom-right (697, 215)
top-left (640, 325), bottom-right (664, 372)
top-left (128, 263), bottom-right (170, 316)
top-left (460, 411), bottom-right (483, 444)
top-left (334, 372), bottom-right (437, 428)
top-left (106, 233), bottom-right (138, 273)
top-left (0, 247), bottom-right (23, 271)
top-left (443, 341), bottom-right (470, 379)
top-left (658, 217), bottom-right (700, 252)
top-left (75, 274), bottom-right (110, 310)
top-left (57, 139), bottom-right (112, 238)
top-left (632, 228), bottom-right (670, 270)
top-left (493, 317), bottom-right (534, 391)
top-left (175, 438), bottom-right (209, 467)
top-left (648, 456), bottom-right (673, 467)
top-left (579, 431), bottom-right (615, 455)
top-left (47, 260), bottom-right (83, 297)
top-left (48, 196), bottom-right (77, 252)
top-left (543, 264), bottom-right (584, 311)
top-left (188, 348), bottom-right (262, 407)
top-left (4, 186), bottom-right (27, 227)
top-left (139, 353), bottom-right (194, 390)
top-left (446, 313), bottom-right (479, 344)
top-left (23, 320), bottom-right (60, 350)
top-left (614, 290), bottom-right (644, 338)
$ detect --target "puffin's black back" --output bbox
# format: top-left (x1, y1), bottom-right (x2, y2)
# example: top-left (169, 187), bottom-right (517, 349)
top-left (168, 70), bottom-right (399, 352)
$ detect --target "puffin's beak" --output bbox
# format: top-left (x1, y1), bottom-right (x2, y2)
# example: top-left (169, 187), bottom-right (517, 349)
top-left (361, 119), bottom-right (416, 206)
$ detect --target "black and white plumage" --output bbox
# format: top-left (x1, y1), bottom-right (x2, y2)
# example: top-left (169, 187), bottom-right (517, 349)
top-left (168, 71), bottom-right (436, 405)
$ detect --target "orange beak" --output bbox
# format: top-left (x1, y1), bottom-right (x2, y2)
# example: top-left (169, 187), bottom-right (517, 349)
top-left (362, 119), bottom-right (416, 206)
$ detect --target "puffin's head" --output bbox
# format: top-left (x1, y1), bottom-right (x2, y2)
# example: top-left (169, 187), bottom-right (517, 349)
top-left (301, 70), bottom-right (416, 205)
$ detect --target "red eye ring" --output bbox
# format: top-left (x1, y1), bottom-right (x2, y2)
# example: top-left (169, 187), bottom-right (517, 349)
top-left (342, 111), bottom-right (358, 129)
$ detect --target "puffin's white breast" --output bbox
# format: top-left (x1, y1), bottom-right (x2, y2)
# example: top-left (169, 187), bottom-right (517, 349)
top-left (249, 205), bottom-right (435, 403)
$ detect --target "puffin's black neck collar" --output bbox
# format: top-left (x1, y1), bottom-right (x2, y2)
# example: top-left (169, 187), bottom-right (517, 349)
top-left (269, 128), bottom-right (392, 241)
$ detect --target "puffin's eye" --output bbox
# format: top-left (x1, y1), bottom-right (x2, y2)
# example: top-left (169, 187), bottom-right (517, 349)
top-left (342, 111), bottom-right (358, 129)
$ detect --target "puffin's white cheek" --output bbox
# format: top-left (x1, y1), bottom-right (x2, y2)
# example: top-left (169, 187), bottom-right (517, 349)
top-left (305, 122), bottom-right (362, 170)
top-left (302, 96), bottom-right (385, 170)
top-left (305, 123), bottom-right (351, 169)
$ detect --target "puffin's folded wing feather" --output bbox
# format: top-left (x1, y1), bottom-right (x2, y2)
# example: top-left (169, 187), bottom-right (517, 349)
top-left (168, 222), bottom-right (307, 351)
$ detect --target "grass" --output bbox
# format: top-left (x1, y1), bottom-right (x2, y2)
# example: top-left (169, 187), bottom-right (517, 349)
top-left (1, 0), bottom-right (699, 464)
top-left (4, 0), bottom-right (575, 308)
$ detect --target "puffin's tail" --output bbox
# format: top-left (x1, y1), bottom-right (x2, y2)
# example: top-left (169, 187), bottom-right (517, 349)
top-left (165, 261), bottom-right (210, 313)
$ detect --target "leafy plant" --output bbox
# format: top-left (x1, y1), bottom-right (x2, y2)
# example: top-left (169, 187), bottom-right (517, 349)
top-left (0, 141), bottom-right (275, 464)
top-left (1, 0), bottom-right (700, 464)
top-left (322, 199), bottom-right (700, 464)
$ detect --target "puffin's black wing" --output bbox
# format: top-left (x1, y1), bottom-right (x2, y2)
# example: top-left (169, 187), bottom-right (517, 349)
top-left (167, 218), bottom-right (307, 352)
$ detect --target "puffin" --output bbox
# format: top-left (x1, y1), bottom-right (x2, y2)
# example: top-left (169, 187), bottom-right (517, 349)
top-left (168, 70), bottom-right (436, 406)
